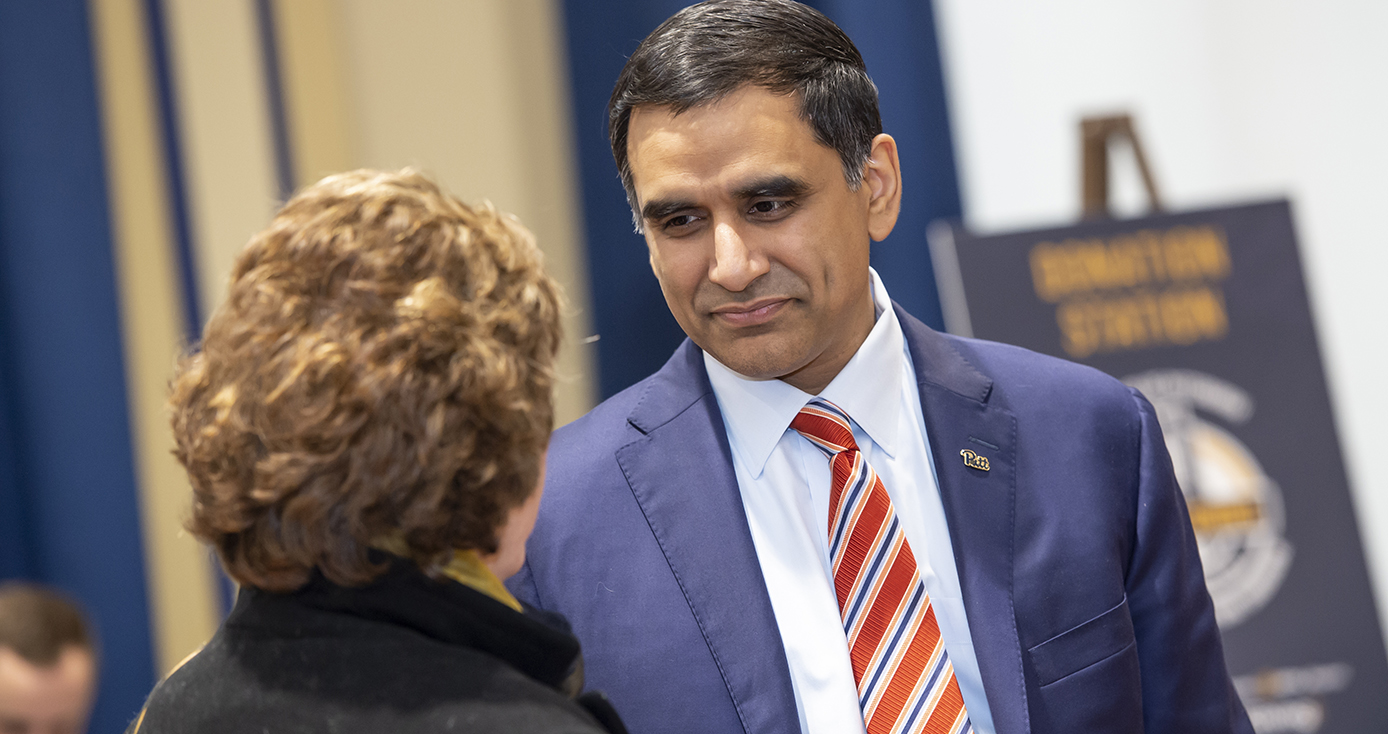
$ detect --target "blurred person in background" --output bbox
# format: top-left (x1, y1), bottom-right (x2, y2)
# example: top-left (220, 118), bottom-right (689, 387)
top-left (0, 583), bottom-right (97, 734)
top-left (129, 169), bottom-right (625, 734)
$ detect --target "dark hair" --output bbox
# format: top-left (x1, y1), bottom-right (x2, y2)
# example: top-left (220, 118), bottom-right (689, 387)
top-left (169, 169), bottom-right (562, 592)
top-left (0, 583), bottom-right (94, 666)
top-left (608, 0), bottom-right (881, 230)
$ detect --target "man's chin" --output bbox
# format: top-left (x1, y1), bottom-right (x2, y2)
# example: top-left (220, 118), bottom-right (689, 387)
top-left (703, 347), bottom-right (806, 384)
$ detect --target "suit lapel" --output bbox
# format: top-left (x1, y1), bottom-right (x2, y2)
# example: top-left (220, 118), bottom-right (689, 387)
top-left (615, 341), bottom-right (799, 734)
top-left (898, 306), bottom-right (1031, 734)
top-left (615, 317), bottom-right (1032, 734)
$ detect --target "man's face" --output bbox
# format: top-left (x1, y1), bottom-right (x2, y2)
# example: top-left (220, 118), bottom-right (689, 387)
top-left (627, 86), bottom-right (900, 394)
top-left (0, 647), bottom-right (95, 734)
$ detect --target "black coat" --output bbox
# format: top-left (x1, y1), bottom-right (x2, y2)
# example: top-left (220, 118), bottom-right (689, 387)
top-left (132, 556), bottom-right (626, 734)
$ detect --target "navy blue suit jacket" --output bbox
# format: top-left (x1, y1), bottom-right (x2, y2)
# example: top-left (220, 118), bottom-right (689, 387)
top-left (510, 306), bottom-right (1251, 734)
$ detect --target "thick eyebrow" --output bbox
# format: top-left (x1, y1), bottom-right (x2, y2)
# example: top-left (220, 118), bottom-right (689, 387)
top-left (732, 175), bottom-right (811, 201)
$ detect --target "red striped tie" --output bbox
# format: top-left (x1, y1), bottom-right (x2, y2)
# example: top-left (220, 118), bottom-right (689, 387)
top-left (791, 399), bottom-right (973, 734)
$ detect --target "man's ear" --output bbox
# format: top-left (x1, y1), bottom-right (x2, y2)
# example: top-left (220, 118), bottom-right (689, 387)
top-left (863, 133), bottom-right (902, 242)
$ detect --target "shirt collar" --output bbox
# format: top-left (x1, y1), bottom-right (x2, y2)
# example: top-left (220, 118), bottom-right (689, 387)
top-left (705, 268), bottom-right (905, 476)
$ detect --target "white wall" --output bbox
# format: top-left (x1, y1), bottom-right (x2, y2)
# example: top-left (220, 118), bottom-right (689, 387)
top-left (934, 0), bottom-right (1388, 634)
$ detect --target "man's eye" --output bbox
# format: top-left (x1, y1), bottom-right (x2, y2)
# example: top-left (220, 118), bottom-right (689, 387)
top-left (662, 214), bottom-right (700, 231)
top-left (749, 200), bottom-right (792, 216)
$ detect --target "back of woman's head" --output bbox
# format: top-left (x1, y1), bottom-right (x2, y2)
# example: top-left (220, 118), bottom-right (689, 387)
top-left (169, 169), bottom-right (561, 592)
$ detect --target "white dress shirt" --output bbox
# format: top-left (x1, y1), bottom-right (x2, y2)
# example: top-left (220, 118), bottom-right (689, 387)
top-left (704, 269), bottom-right (996, 734)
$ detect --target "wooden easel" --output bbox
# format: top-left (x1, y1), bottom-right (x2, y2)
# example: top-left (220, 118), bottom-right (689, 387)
top-left (1081, 114), bottom-right (1163, 219)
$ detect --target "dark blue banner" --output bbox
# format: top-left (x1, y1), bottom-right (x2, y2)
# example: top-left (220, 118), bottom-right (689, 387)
top-left (931, 200), bottom-right (1388, 732)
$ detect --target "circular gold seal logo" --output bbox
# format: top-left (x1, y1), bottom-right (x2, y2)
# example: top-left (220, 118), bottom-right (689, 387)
top-left (1124, 369), bottom-right (1293, 629)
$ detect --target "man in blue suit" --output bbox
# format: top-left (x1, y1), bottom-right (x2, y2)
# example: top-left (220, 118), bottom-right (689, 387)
top-left (509, 2), bottom-right (1252, 732)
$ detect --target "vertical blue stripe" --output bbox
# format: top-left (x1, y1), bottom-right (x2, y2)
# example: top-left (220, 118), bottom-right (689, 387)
top-left (253, 0), bottom-right (296, 202)
top-left (0, 3), bottom-right (157, 731)
top-left (817, 0), bottom-right (959, 330)
top-left (141, 0), bottom-right (203, 343)
top-left (0, 353), bottom-right (33, 580)
top-left (561, 0), bottom-right (694, 399)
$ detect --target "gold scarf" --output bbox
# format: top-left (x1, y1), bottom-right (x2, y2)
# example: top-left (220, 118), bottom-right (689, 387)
top-left (373, 537), bottom-right (523, 612)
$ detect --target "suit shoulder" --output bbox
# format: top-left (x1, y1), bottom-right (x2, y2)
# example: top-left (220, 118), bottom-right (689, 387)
top-left (551, 376), bottom-right (650, 458)
top-left (551, 339), bottom-right (709, 460)
top-left (941, 333), bottom-right (1141, 415)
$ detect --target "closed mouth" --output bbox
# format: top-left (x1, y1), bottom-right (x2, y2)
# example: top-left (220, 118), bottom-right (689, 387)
top-left (709, 298), bottom-right (789, 326)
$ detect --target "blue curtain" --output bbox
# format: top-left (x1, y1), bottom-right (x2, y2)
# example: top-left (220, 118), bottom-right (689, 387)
top-left (0, 356), bottom-right (30, 580)
top-left (0, 3), bottom-right (157, 732)
top-left (562, 0), bottom-right (961, 398)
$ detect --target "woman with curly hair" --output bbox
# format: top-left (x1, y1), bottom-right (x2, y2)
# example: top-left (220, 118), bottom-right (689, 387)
top-left (131, 169), bottom-right (625, 734)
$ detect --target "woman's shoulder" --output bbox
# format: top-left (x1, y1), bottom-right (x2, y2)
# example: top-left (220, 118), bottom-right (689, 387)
top-left (131, 592), bottom-right (617, 734)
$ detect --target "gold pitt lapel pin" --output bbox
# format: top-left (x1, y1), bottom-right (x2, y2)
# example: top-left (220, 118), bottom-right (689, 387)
top-left (960, 448), bottom-right (990, 472)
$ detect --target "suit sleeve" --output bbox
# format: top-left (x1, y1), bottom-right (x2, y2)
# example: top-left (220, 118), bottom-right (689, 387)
top-left (1124, 388), bottom-right (1253, 733)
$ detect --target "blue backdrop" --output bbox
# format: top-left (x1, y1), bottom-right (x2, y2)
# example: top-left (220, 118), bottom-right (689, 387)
top-left (562, 0), bottom-right (961, 398)
top-left (0, 2), bottom-right (157, 732)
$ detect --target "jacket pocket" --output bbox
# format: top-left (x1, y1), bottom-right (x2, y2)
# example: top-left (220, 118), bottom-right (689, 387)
top-left (1027, 595), bottom-right (1135, 687)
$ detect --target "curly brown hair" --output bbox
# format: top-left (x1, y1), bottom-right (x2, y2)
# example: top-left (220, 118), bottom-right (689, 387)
top-left (169, 169), bottom-right (561, 592)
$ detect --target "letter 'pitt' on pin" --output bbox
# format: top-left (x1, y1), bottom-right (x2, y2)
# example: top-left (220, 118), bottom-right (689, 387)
top-left (960, 449), bottom-right (990, 472)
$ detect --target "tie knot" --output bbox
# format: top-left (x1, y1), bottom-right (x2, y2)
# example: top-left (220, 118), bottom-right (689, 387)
top-left (790, 399), bottom-right (859, 457)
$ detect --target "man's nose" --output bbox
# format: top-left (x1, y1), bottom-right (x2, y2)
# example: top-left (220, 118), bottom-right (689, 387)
top-left (708, 221), bottom-right (769, 292)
